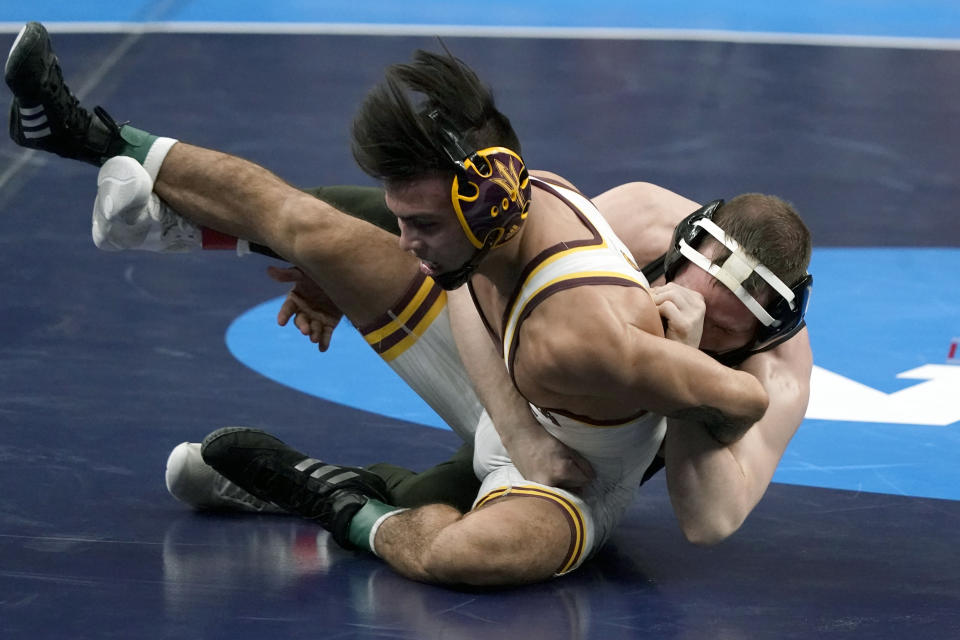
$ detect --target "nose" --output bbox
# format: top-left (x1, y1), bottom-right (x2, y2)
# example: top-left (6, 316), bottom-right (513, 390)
top-left (398, 222), bottom-right (422, 253)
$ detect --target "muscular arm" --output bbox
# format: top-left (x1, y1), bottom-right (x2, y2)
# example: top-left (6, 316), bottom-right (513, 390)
top-left (520, 289), bottom-right (769, 433)
top-left (664, 330), bottom-right (812, 545)
top-left (617, 324), bottom-right (770, 432)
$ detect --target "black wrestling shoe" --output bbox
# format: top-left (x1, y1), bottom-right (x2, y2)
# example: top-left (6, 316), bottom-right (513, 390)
top-left (200, 427), bottom-right (391, 548)
top-left (5, 21), bottom-right (124, 165)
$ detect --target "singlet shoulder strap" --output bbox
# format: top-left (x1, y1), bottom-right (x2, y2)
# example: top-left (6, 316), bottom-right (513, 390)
top-left (501, 178), bottom-right (651, 375)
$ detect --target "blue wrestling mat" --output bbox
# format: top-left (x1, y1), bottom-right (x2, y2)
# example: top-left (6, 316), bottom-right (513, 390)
top-left (2, 2), bottom-right (959, 639)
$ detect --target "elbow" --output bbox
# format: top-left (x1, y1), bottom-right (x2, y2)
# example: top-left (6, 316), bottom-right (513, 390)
top-left (682, 522), bottom-right (738, 547)
top-left (751, 391), bottom-right (771, 427)
top-left (709, 375), bottom-right (769, 439)
top-left (677, 507), bottom-right (747, 547)
top-left (734, 372), bottom-right (770, 428)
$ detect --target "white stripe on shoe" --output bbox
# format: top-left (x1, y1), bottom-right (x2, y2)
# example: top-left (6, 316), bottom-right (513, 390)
top-left (294, 458), bottom-right (322, 472)
top-left (19, 104), bottom-right (45, 116)
top-left (23, 127), bottom-right (52, 139)
top-left (21, 114), bottom-right (47, 127)
top-left (19, 105), bottom-right (50, 138)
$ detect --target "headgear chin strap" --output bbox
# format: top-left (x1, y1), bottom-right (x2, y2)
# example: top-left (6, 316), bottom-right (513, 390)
top-left (426, 110), bottom-right (531, 289)
top-left (431, 246), bottom-right (489, 290)
top-left (665, 200), bottom-right (813, 365)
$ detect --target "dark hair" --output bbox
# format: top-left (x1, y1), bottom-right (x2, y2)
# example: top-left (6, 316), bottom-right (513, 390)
top-left (708, 194), bottom-right (812, 297)
top-left (351, 48), bottom-right (521, 184)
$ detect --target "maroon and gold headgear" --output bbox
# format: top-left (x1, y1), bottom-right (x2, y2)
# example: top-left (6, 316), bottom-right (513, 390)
top-left (429, 110), bottom-right (531, 251)
top-left (450, 146), bottom-right (530, 249)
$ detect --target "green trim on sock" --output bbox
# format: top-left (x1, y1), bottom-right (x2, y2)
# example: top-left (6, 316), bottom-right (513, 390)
top-left (117, 125), bottom-right (159, 165)
top-left (346, 499), bottom-right (401, 552)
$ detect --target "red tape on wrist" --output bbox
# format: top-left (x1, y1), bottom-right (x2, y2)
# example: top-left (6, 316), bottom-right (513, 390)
top-left (201, 228), bottom-right (239, 250)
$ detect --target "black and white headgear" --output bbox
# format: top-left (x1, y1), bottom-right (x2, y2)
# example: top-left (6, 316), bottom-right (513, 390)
top-left (665, 200), bottom-right (813, 365)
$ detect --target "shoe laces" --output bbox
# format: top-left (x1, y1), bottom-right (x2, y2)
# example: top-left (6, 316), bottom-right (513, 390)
top-left (213, 474), bottom-right (277, 511)
top-left (248, 461), bottom-right (336, 517)
top-left (40, 62), bottom-right (90, 133)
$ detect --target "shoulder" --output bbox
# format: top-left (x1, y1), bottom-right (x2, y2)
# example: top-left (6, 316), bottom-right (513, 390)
top-left (739, 328), bottom-right (813, 393)
top-left (591, 182), bottom-right (701, 266)
top-left (592, 182), bottom-right (699, 221)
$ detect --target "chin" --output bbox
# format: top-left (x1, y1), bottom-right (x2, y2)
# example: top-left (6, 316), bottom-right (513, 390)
top-left (702, 341), bottom-right (738, 355)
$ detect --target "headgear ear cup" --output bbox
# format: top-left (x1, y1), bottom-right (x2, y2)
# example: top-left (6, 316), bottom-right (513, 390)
top-left (451, 147), bottom-right (530, 249)
top-left (428, 110), bottom-right (531, 250)
top-left (421, 110), bottom-right (531, 290)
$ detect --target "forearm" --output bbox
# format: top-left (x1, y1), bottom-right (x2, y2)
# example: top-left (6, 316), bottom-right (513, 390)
top-left (630, 335), bottom-right (769, 435)
top-left (673, 403), bottom-right (755, 446)
top-left (153, 142), bottom-right (308, 256)
top-left (663, 419), bottom-right (756, 545)
top-left (533, 302), bottom-right (767, 428)
top-left (447, 289), bottom-right (539, 438)
top-left (664, 337), bottom-right (812, 545)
